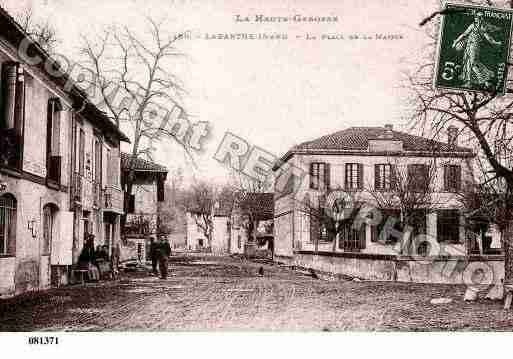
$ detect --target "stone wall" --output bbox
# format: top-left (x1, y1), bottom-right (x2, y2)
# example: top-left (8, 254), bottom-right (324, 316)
top-left (282, 251), bottom-right (504, 285)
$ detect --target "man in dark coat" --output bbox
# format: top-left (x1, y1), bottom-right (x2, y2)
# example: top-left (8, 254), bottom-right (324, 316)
top-left (158, 236), bottom-right (171, 279)
top-left (149, 237), bottom-right (159, 275)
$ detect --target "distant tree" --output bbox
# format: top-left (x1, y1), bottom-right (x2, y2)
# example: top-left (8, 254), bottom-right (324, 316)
top-left (182, 181), bottom-right (215, 248)
top-left (15, 7), bottom-right (59, 53)
top-left (230, 174), bottom-right (271, 244)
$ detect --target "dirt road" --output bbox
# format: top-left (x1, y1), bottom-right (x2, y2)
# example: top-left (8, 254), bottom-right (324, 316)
top-left (1, 255), bottom-right (513, 331)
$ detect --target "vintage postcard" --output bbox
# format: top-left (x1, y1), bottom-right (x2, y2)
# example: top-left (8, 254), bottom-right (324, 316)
top-left (0, 0), bottom-right (513, 356)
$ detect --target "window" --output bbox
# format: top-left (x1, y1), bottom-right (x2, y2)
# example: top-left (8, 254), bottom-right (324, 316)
top-left (79, 128), bottom-right (85, 176)
top-left (409, 209), bottom-right (427, 238)
top-left (345, 163), bottom-right (363, 190)
top-left (407, 164), bottom-right (429, 192)
top-left (237, 235), bottom-right (241, 249)
top-left (94, 137), bottom-right (102, 184)
top-left (375, 164), bottom-right (394, 191)
top-left (43, 204), bottom-right (57, 255)
top-left (309, 162), bottom-right (330, 190)
top-left (339, 221), bottom-right (366, 252)
top-left (157, 174), bottom-right (165, 202)
top-left (46, 98), bottom-right (62, 183)
top-left (437, 209), bottom-right (460, 243)
top-left (371, 209), bottom-right (402, 243)
top-left (444, 165), bottom-right (461, 192)
top-left (0, 194), bottom-right (16, 256)
top-left (0, 62), bottom-right (25, 170)
top-left (309, 206), bottom-right (335, 243)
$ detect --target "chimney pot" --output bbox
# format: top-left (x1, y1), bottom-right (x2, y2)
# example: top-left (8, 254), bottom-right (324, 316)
top-left (448, 126), bottom-right (458, 147)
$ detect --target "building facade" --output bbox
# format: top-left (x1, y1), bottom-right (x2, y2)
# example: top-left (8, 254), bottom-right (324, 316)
top-left (273, 125), bottom-right (504, 284)
top-left (0, 8), bottom-right (129, 297)
top-left (121, 153), bottom-right (168, 262)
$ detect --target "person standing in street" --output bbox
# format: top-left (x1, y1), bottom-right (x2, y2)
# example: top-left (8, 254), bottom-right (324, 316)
top-left (158, 235), bottom-right (171, 279)
top-left (149, 237), bottom-right (158, 276)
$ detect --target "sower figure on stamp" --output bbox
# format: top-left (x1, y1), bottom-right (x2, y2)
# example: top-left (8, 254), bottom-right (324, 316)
top-left (451, 11), bottom-right (502, 89)
top-left (158, 235), bottom-right (171, 279)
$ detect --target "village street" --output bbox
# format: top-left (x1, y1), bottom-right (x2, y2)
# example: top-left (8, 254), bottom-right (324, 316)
top-left (1, 254), bottom-right (513, 331)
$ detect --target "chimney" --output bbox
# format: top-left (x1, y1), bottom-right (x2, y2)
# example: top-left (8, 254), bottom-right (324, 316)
top-left (447, 126), bottom-right (458, 147)
top-left (384, 124), bottom-right (393, 138)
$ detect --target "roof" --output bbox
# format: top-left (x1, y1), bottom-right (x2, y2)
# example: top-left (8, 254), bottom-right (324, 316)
top-left (274, 126), bottom-right (474, 169)
top-left (0, 6), bottom-right (130, 143)
top-left (239, 193), bottom-right (274, 221)
top-left (121, 152), bottom-right (168, 173)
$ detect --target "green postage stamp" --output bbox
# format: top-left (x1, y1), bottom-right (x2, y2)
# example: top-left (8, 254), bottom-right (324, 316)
top-left (434, 2), bottom-right (513, 95)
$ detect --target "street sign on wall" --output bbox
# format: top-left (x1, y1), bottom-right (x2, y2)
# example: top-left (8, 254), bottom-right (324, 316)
top-left (434, 3), bottom-right (513, 95)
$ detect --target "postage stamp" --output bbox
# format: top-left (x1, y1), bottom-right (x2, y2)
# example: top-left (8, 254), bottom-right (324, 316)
top-left (434, 2), bottom-right (513, 95)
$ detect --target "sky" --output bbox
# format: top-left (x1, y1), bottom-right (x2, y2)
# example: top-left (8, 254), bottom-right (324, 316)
top-left (0, 0), bottom-right (441, 184)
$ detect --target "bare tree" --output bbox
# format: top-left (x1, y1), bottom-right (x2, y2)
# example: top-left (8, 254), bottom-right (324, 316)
top-left (15, 7), bottom-right (59, 53)
top-left (411, 0), bottom-right (513, 284)
top-left (79, 17), bottom-right (191, 207)
top-left (230, 174), bottom-right (272, 245)
top-left (298, 186), bottom-right (363, 253)
top-left (182, 181), bottom-right (215, 249)
top-left (368, 159), bottom-right (438, 226)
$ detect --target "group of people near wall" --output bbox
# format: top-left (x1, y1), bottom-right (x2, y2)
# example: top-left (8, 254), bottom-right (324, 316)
top-left (149, 236), bottom-right (172, 279)
top-left (78, 233), bottom-right (120, 281)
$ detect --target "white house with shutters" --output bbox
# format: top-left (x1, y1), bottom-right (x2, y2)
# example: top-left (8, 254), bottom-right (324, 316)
top-left (0, 8), bottom-right (129, 297)
top-left (273, 124), bottom-right (504, 284)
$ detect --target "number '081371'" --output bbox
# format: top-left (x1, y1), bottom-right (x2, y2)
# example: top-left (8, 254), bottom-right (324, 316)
top-left (28, 336), bottom-right (59, 345)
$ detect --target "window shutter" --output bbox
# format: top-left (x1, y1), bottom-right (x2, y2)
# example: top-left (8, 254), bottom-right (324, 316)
top-left (14, 65), bottom-right (25, 135)
top-left (359, 224), bottom-right (366, 250)
top-left (344, 164), bottom-right (349, 190)
top-left (125, 193), bottom-right (135, 213)
top-left (46, 100), bottom-right (54, 173)
top-left (421, 164), bottom-right (429, 190)
top-left (324, 163), bottom-right (331, 190)
top-left (310, 210), bottom-right (319, 243)
top-left (338, 222), bottom-right (346, 250)
top-left (443, 165), bottom-right (449, 191)
top-left (157, 176), bottom-right (165, 202)
top-left (2, 62), bottom-right (18, 129)
top-left (407, 164), bottom-right (414, 190)
top-left (391, 165), bottom-right (398, 190)
top-left (371, 224), bottom-right (378, 242)
top-left (357, 163), bottom-right (364, 190)
top-left (374, 164), bottom-right (381, 190)
top-left (455, 165), bottom-right (462, 191)
top-left (309, 163), bottom-right (314, 189)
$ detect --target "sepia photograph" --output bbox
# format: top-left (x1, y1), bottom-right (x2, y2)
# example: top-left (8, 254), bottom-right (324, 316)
top-left (0, 0), bottom-right (513, 355)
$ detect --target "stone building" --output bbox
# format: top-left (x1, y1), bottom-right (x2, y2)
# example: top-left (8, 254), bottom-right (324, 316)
top-left (186, 193), bottom-right (274, 256)
top-left (0, 7), bottom-right (129, 297)
top-left (121, 153), bottom-right (168, 262)
top-left (273, 125), bottom-right (503, 284)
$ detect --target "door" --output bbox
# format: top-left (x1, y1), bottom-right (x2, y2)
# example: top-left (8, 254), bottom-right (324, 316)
top-left (42, 204), bottom-right (57, 288)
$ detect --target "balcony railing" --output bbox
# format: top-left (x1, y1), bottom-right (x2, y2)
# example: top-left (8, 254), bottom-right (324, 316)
top-left (47, 155), bottom-right (61, 184)
top-left (104, 186), bottom-right (124, 213)
top-left (0, 128), bottom-right (21, 170)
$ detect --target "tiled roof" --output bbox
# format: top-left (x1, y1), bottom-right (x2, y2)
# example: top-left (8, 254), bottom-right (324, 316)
top-left (240, 193), bottom-right (274, 220)
top-left (121, 153), bottom-right (168, 173)
top-left (293, 127), bottom-right (473, 153)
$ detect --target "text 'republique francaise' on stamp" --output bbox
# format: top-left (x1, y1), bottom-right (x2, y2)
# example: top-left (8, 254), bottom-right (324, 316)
top-left (434, 2), bottom-right (513, 95)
